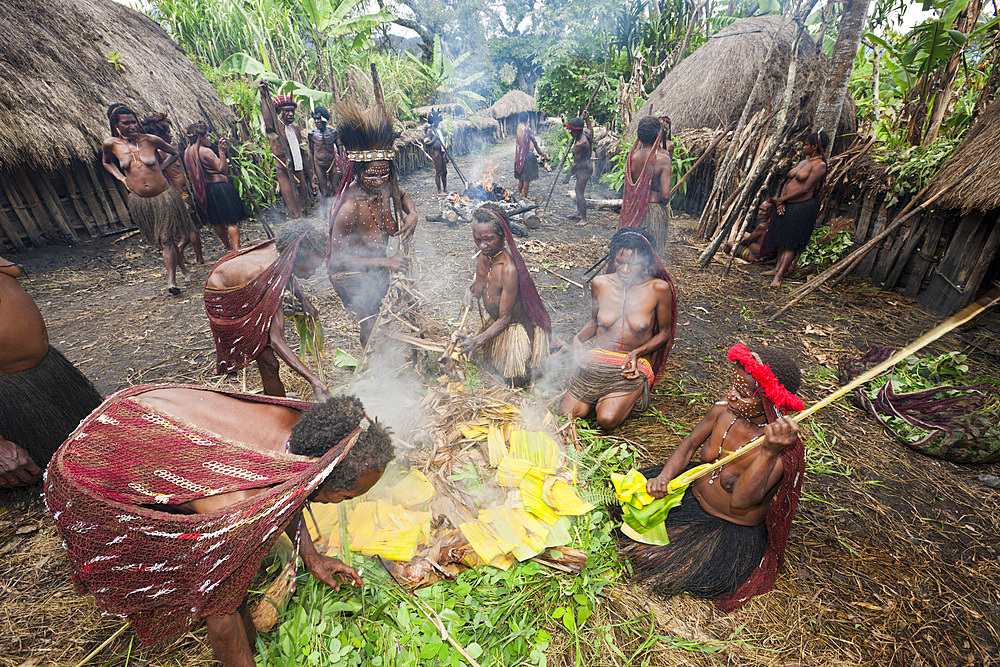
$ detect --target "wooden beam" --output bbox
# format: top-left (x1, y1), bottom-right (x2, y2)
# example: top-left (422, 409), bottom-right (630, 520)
top-left (0, 206), bottom-right (26, 251)
top-left (101, 170), bottom-right (132, 228)
top-left (85, 162), bottom-right (119, 227)
top-left (35, 175), bottom-right (79, 242)
top-left (74, 164), bottom-right (110, 234)
top-left (12, 172), bottom-right (55, 235)
top-left (0, 175), bottom-right (43, 244)
top-left (61, 168), bottom-right (98, 237)
top-left (902, 215), bottom-right (946, 298)
top-left (884, 211), bottom-right (932, 289)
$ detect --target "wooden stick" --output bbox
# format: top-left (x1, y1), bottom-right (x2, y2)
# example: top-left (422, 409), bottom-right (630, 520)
top-left (768, 165), bottom-right (975, 321)
top-left (669, 284), bottom-right (1000, 492)
top-left (526, 263), bottom-right (585, 288)
top-left (73, 623), bottom-right (129, 667)
top-left (670, 126), bottom-right (728, 200)
top-left (438, 306), bottom-right (471, 362)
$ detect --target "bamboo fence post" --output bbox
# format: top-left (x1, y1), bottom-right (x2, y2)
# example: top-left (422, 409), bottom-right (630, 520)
top-left (101, 171), bottom-right (132, 228)
top-left (60, 168), bottom-right (98, 237)
top-left (669, 285), bottom-right (1000, 491)
top-left (74, 164), bottom-right (110, 233)
top-left (35, 175), bottom-right (79, 242)
top-left (85, 162), bottom-right (120, 227)
top-left (12, 172), bottom-right (55, 235)
top-left (0, 176), bottom-right (41, 245)
top-left (0, 205), bottom-right (26, 251)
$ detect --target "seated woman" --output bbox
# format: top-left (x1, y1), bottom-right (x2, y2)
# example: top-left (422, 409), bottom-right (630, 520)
top-left (45, 386), bottom-right (392, 666)
top-left (621, 345), bottom-right (805, 611)
top-left (460, 203), bottom-right (551, 386)
top-left (723, 199), bottom-right (775, 263)
top-left (560, 228), bottom-right (676, 430)
top-left (762, 130), bottom-right (828, 287)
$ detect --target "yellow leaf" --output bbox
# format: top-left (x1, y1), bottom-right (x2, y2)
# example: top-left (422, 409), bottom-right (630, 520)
top-left (459, 520), bottom-right (516, 564)
top-left (509, 430), bottom-right (560, 470)
top-left (390, 469), bottom-right (436, 507)
top-left (611, 469), bottom-right (654, 507)
top-left (496, 457), bottom-right (534, 487)
top-left (487, 426), bottom-right (509, 467)
top-left (481, 506), bottom-right (548, 561)
top-left (520, 468), bottom-right (560, 525)
top-left (544, 478), bottom-right (595, 516)
top-left (357, 525), bottom-right (421, 561)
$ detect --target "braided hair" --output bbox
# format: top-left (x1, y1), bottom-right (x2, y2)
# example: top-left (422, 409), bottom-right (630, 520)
top-left (107, 103), bottom-right (138, 137)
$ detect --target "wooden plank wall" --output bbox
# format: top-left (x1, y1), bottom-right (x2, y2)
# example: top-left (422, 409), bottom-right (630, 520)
top-left (0, 160), bottom-right (130, 253)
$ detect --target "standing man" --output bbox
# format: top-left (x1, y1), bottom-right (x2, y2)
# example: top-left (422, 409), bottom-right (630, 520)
top-left (327, 100), bottom-right (418, 345)
top-left (204, 221), bottom-right (329, 400)
top-left (564, 116), bottom-right (594, 225)
top-left (259, 83), bottom-right (311, 218)
top-left (514, 111), bottom-right (546, 200)
top-left (0, 256), bottom-right (102, 487)
top-left (620, 117), bottom-right (672, 258)
top-left (309, 106), bottom-right (343, 197)
top-left (424, 110), bottom-right (448, 195)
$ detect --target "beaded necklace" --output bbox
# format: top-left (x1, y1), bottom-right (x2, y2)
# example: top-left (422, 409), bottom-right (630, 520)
top-left (485, 248), bottom-right (505, 288)
top-left (117, 136), bottom-right (142, 167)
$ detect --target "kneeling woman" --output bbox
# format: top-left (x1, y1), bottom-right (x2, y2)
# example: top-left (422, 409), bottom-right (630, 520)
top-left (460, 204), bottom-right (551, 386)
top-left (561, 228), bottom-right (676, 429)
top-left (623, 345), bottom-right (805, 610)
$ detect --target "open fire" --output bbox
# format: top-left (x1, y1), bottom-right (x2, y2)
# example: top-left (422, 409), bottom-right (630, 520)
top-left (462, 161), bottom-right (516, 203)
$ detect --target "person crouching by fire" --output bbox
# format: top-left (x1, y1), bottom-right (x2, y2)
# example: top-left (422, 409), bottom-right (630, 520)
top-left (560, 228), bottom-right (676, 430)
top-left (327, 100), bottom-right (418, 345)
top-left (459, 203), bottom-right (551, 386)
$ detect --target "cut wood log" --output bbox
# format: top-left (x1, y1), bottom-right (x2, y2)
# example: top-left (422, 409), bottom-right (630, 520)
top-left (565, 191), bottom-right (622, 210)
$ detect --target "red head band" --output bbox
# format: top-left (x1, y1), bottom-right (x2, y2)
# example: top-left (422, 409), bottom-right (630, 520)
top-left (727, 344), bottom-right (804, 413)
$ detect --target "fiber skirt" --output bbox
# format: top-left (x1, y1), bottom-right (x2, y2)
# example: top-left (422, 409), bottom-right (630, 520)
top-left (205, 181), bottom-right (247, 227)
top-left (128, 187), bottom-right (196, 247)
top-left (766, 198), bottom-right (818, 253)
top-left (615, 464), bottom-right (767, 599)
top-left (0, 347), bottom-right (103, 469)
top-left (479, 316), bottom-right (549, 381)
top-left (643, 202), bottom-right (670, 260)
top-left (568, 350), bottom-right (651, 413)
top-left (515, 154), bottom-right (539, 182)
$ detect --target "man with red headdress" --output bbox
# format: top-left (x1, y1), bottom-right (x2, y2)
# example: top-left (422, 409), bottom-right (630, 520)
top-left (259, 82), bottom-right (312, 218)
top-left (564, 115), bottom-right (594, 225)
top-left (460, 203), bottom-right (551, 386)
top-left (621, 117), bottom-right (672, 258)
top-left (623, 344), bottom-right (805, 611)
top-left (561, 227), bottom-right (677, 430)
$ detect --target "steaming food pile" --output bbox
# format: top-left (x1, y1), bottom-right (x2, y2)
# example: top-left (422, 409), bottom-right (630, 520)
top-left (310, 382), bottom-right (593, 586)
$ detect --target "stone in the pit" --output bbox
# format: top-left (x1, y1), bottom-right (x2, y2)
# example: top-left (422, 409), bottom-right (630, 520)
top-left (978, 474), bottom-right (1000, 489)
top-left (508, 221), bottom-right (529, 237)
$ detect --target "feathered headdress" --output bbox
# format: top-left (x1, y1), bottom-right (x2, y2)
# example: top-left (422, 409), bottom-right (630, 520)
top-left (428, 108), bottom-right (444, 125)
top-left (727, 344), bottom-right (804, 413)
top-left (273, 94), bottom-right (297, 110)
top-left (335, 100), bottom-right (397, 162)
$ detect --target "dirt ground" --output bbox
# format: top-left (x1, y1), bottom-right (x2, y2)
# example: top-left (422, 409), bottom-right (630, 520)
top-left (2, 137), bottom-right (999, 666)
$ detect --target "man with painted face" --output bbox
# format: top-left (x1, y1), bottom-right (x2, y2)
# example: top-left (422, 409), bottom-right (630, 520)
top-left (460, 203), bottom-right (551, 386)
top-left (561, 228), bottom-right (676, 430)
top-left (327, 100), bottom-right (418, 345)
top-left (259, 82), bottom-right (311, 218)
top-left (309, 106), bottom-right (343, 197)
top-left (621, 345), bottom-right (805, 611)
top-left (204, 221), bottom-right (329, 400)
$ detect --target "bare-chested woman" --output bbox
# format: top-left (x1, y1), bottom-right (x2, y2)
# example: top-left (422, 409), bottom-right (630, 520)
top-left (0, 257), bottom-right (101, 487)
top-left (761, 130), bottom-right (828, 287)
top-left (622, 117), bottom-right (672, 257)
top-left (102, 104), bottom-right (194, 294)
top-left (564, 116), bottom-right (594, 225)
top-left (327, 101), bottom-right (417, 345)
top-left (184, 122), bottom-right (245, 252)
top-left (561, 228), bottom-right (676, 430)
top-left (514, 112), bottom-right (547, 199)
top-left (460, 204), bottom-right (551, 386)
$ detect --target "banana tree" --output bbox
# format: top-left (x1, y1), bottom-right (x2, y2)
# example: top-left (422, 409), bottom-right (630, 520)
top-left (407, 36), bottom-right (486, 109)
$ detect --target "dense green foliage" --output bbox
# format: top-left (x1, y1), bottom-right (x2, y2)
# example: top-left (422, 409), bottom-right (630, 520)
top-left (797, 224), bottom-right (856, 271)
top-left (599, 137), bottom-right (692, 195)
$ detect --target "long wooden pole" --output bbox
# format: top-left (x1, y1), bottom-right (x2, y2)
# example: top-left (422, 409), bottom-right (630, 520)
top-left (767, 164), bottom-right (975, 321)
top-left (667, 284), bottom-right (1000, 493)
top-left (542, 78), bottom-right (604, 212)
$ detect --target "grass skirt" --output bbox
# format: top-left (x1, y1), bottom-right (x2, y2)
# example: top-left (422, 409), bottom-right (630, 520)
top-left (615, 464), bottom-right (767, 599)
top-left (766, 198), bottom-right (818, 253)
top-left (205, 181), bottom-right (247, 227)
top-left (568, 352), bottom-right (651, 413)
top-left (479, 316), bottom-right (549, 381)
top-left (514, 153), bottom-right (539, 182)
top-left (643, 202), bottom-right (670, 260)
top-left (0, 347), bottom-right (102, 468)
top-left (127, 187), bottom-right (195, 247)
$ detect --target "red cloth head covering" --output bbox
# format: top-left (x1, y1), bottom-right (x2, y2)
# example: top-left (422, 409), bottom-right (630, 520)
top-left (514, 124), bottom-right (532, 173)
top-left (273, 94), bottom-right (297, 109)
top-left (715, 395), bottom-right (804, 611)
top-left (481, 206), bottom-right (551, 333)
top-left (619, 141), bottom-right (657, 229)
top-left (604, 228), bottom-right (676, 380)
top-left (727, 344), bottom-right (805, 412)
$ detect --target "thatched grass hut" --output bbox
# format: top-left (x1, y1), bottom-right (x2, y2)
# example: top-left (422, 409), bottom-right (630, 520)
top-left (484, 90), bottom-right (540, 137)
top-left (0, 0), bottom-right (233, 251)
top-left (632, 16), bottom-right (856, 145)
top-left (815, 101), bottom-right (1000, 316)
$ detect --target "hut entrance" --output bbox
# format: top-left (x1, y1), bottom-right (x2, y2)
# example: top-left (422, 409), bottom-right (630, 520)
top-left (919, 210), bottom-right (1000, 315)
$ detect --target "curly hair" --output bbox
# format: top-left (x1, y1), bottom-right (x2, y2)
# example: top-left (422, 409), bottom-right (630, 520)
top-left (141, 112), bottom-right (172, 139)
top-left (288, 395), bottom-right (394, 491)
top-left (276, 220), bottom-right (325, 261)
top-left (311, 105), bottom-right (330, 121)
top-left (186, 121), bottom-right (209, 141)
top-left (637, 116), bottom-right (662, 146)
top-left (755, 348), bottom-right (802, 396)
top-left (608, 227), bottom-right (656, 274)
top-left (472, 202), bottom-right (506, 236)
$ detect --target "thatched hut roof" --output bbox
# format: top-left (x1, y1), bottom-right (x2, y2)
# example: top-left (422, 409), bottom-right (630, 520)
top-left (0, 0), bottom-right (234, 173)
top-left (484, 90), bottom-right (537, 120)
top-left (632, 15), bottom-right (855, 139)
top-left (926, 100), bottom-right (1000, 214)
